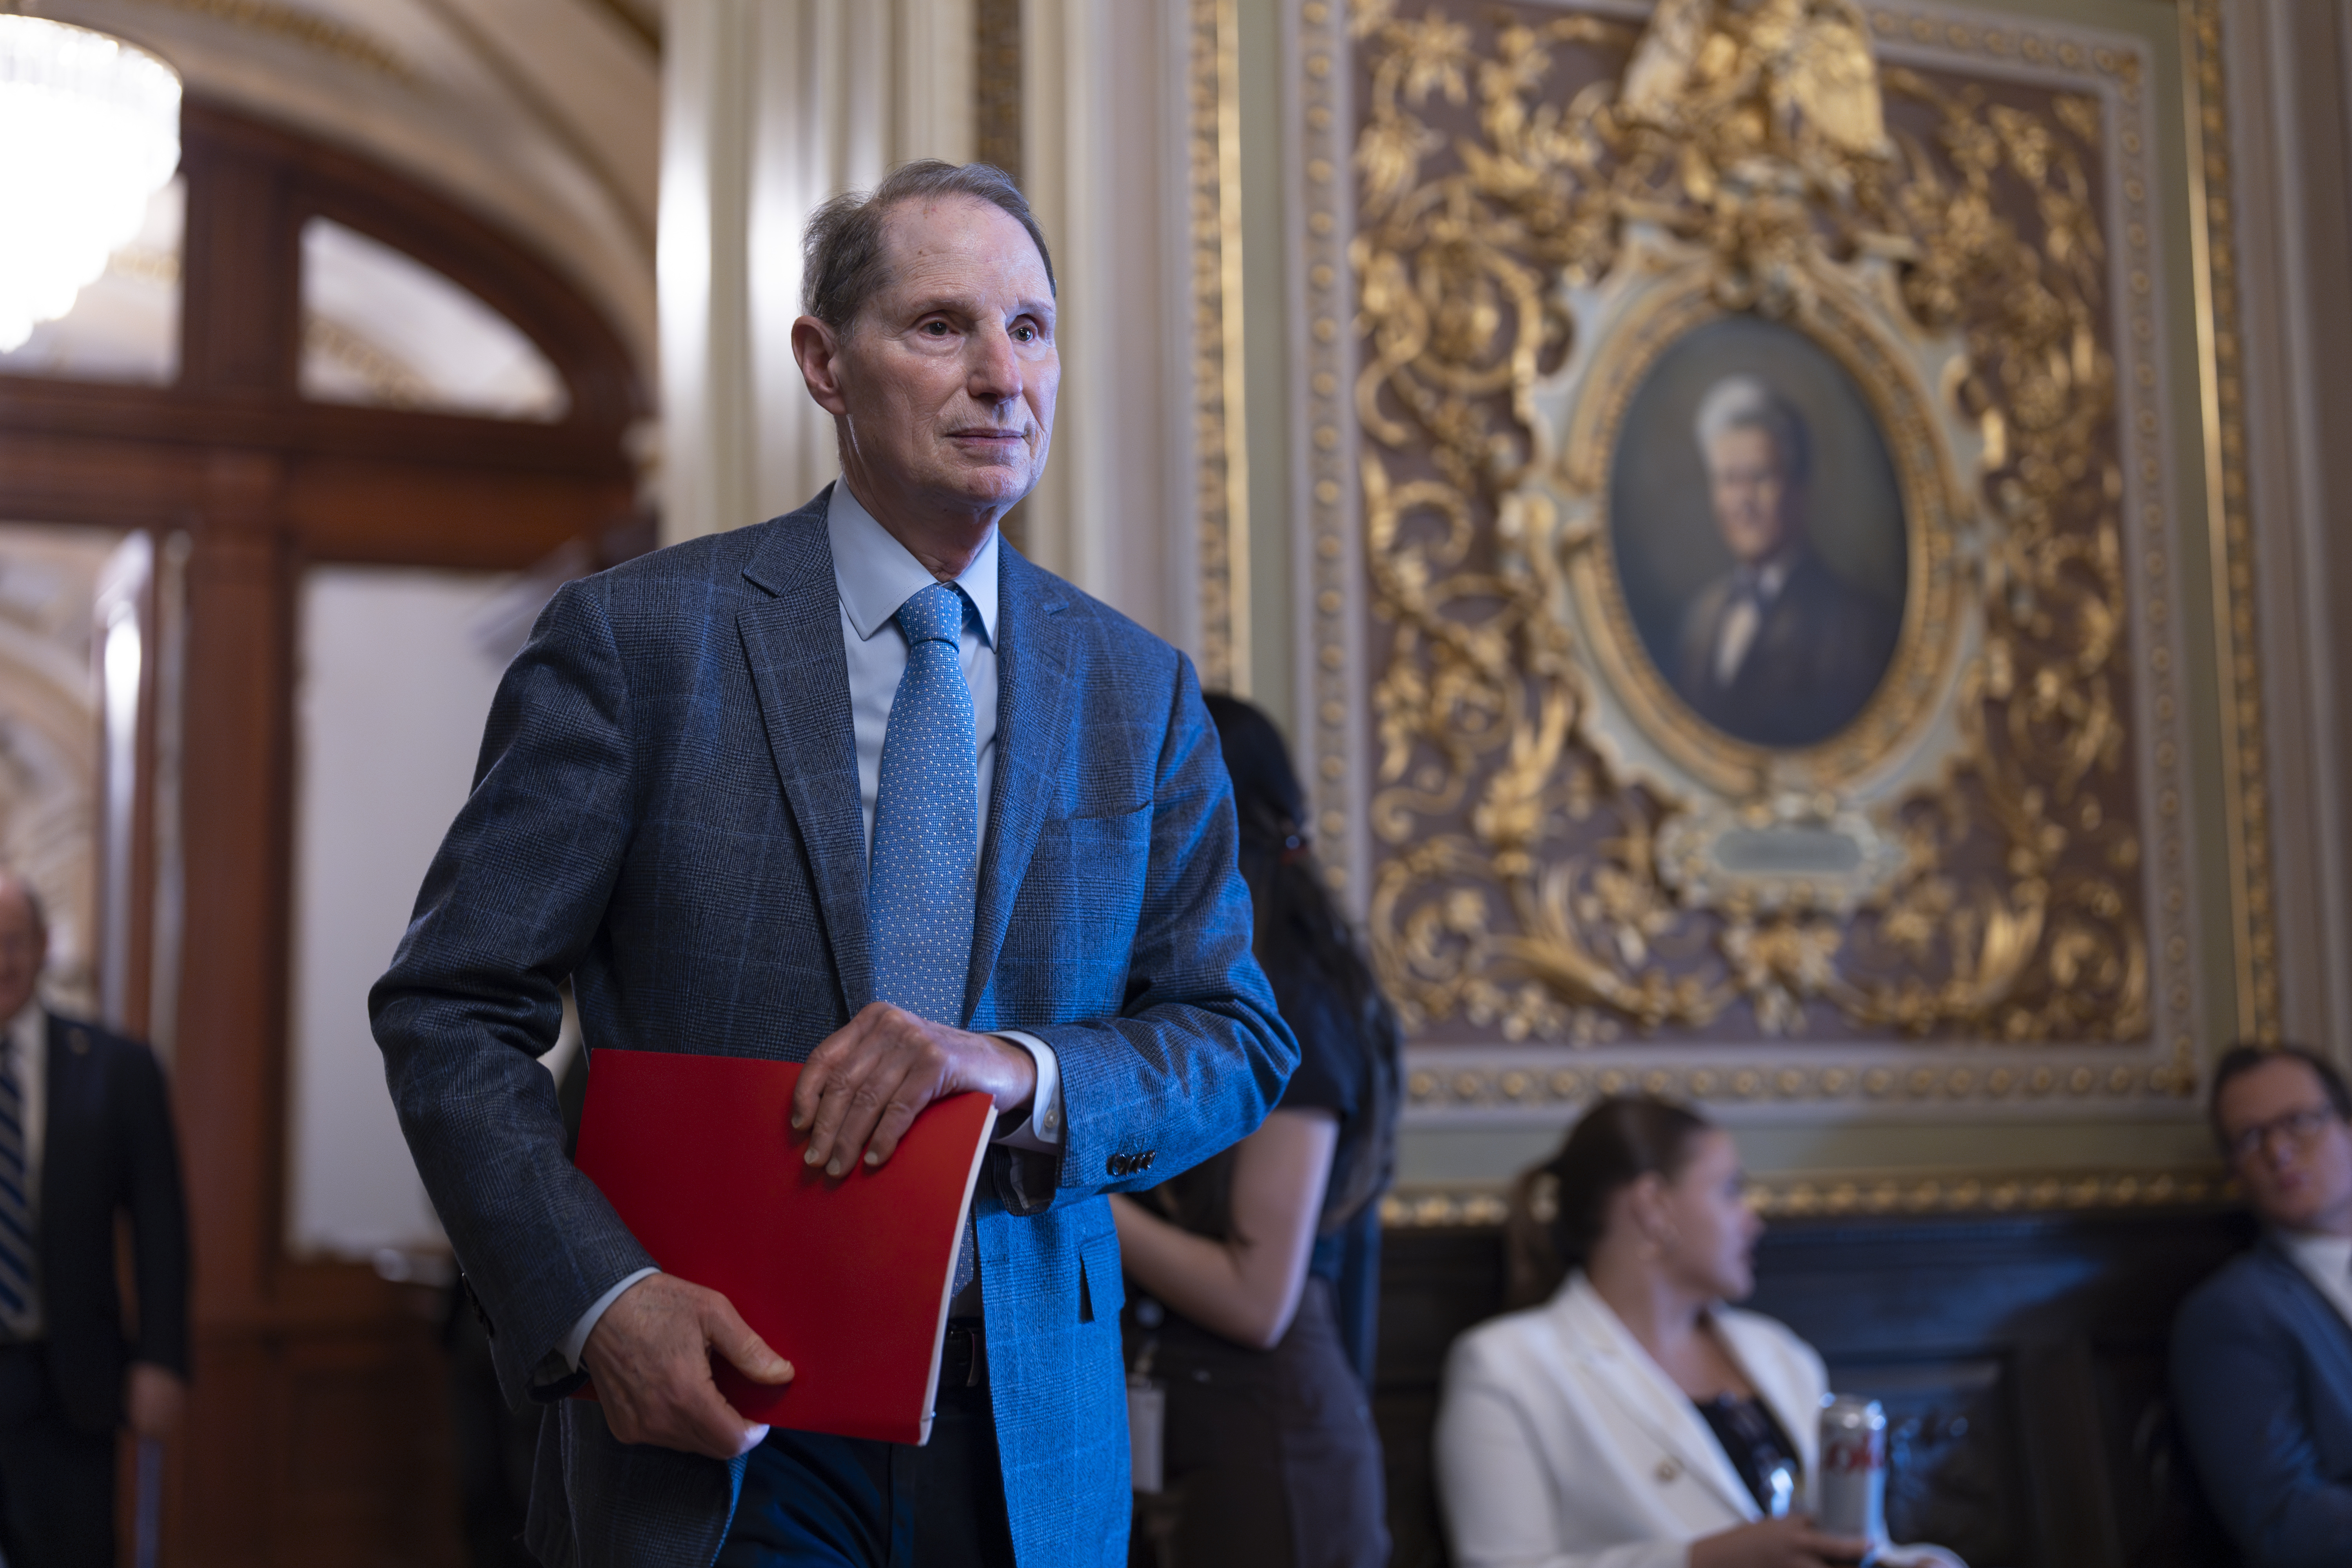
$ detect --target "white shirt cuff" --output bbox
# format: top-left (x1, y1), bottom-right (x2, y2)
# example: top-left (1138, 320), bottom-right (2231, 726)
top-left (991, 1031), bottom-right (1063, 1151)
top-left (562, 1266), bottom-right (660, 1371)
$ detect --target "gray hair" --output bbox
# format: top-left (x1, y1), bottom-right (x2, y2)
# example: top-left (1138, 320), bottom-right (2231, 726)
top-left (1694, 375), bottom-right (1811, 485)
top-left (801, 161), bottom-right (1056, 334)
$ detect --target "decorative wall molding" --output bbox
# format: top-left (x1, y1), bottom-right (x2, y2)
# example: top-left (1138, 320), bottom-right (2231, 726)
top-left (1289, 0), bottom-right (1367, 903)
top-left (1400, 1045), bottom-right (2199, 1122)
top-left (2179, 0), bottom-right (2280, 1044)
top-left (1187, 0), bottom-right (1251, 694)
top-left (1380, 1162), bottom-right (2233, 1228)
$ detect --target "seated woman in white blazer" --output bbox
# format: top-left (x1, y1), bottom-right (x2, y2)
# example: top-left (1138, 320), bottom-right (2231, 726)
top-left (1435, 1098), bottom-right (1963, 1568)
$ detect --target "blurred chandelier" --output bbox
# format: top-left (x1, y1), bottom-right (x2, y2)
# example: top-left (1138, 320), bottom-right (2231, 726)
top-left (0, 15), bottom-right (181, 351)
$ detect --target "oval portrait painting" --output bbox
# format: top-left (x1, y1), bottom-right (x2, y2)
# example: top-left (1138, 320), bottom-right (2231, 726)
top-left (1606, 315), bottom-right (1907, 750)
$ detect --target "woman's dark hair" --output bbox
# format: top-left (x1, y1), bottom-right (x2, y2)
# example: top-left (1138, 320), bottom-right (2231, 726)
top-left (1503, 1096), bottom-right (1713, 1307)
top-left (1188, 694), bottom-right (1401, 1231)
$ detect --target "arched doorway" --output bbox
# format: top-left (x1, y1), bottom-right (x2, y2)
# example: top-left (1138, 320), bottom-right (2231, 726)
top-left (0, 100), bottom-right (650, 1564)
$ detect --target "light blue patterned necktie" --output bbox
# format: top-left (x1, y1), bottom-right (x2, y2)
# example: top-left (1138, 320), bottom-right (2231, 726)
top-left (0, 1039), bottom-right (34, 1337)
top-left (869, 581), bottom-right (982, 1298)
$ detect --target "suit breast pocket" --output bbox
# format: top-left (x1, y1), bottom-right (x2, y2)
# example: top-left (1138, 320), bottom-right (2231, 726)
top-left (1003, 804), bottom-right (1152, 1008)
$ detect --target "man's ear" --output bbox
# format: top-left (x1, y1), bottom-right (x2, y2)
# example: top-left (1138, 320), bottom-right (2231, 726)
top-left (792, 316), bottom-right (851, 416)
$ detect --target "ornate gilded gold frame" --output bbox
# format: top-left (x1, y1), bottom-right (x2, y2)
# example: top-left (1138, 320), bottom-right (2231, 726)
top-left (1523, 232), bottom-right (1984, 909)
top-left (2179, 0), bottom-right (2277, 1042)
top-left (1288, 0), bottom-right (2263, 1134)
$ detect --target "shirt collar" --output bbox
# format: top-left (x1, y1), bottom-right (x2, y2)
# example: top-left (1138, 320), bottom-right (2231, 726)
top-left (2281, 1228), bottom-right (2352, 1276)
top-left (1739, 543), bottom-right (1803, 603)
top-left (5, 998), bottom-right (39, 1064)
top-left (825, 481), bottom-right (1000, 648)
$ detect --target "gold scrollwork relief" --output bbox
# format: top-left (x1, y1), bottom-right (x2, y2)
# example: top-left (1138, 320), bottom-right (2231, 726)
top-left (1336, 0), bottom-right (2196, 1080)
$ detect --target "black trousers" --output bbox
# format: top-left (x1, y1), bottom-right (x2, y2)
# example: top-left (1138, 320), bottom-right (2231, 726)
top-left (718, 1323), bottom-right (1016, 1568)
top-left (0, 1343), bottom-right (116, 1568)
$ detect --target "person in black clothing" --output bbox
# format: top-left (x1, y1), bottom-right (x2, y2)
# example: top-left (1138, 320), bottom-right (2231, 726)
top-left (1112, 695), bottom-right (1400, 1568)
top-left (0, 870), bottom-right (190, 1568)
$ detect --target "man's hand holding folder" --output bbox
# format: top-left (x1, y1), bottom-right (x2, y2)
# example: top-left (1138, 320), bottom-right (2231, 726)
top-left (577, 1003), bottom-right (1034, 1457)
top-left (791, 1002), bottom-right (1036, 1180)
top-left (583, 1274), bottom-right (793, 1457)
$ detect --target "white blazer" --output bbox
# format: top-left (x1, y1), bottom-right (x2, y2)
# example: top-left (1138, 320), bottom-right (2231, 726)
top-left (1434, 1274), bottom-right (1828, 1568)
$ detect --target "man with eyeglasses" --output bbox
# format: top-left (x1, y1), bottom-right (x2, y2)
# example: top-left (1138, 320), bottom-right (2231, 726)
top-left (2171, 1044), bottom-right (2352, 1566)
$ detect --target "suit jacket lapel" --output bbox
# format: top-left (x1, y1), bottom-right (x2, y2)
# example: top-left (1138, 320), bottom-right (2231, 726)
top-left (1557, 1278), bottom-right (1761, 1521)
top-left (737, 496), bottom-right (873, 1021)
top-left (1713, 1309), bottom-right (1822, 1484)
top-left (2259, 1234), bottom-right (2352, 1366)
top-left (964, 545), bottom-right (1074, 1026)
top-left (38, 1012), bottom-right (73, 1225)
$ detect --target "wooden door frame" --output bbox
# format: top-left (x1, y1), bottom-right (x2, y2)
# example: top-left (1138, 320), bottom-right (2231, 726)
top-left (0, 100), bottom-right (648, 1566)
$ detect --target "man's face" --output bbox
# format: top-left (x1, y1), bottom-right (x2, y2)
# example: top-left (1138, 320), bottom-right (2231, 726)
top-left (1704, 425), bottom-right (1802, 564)
top-left (823, 196), bottom-right (1058, 517)
top-left (2217, 1056), bottom-right (2352, 1233)
top-left (0, 885), bottom-right (44, 1023)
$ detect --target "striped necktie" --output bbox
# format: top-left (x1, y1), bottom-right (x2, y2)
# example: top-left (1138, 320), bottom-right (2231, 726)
top-left (869, 581), bottom-right (982, 1298)
top-left (0, 1037), bottom-right (34, 1337)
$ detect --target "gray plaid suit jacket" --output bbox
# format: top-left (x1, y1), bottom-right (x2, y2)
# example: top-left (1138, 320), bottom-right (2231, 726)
top-left (370, 489), bottom-right (1298, 1568)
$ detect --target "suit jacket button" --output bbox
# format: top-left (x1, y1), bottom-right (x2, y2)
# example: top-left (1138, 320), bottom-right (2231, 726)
top-left (1138, 1151), bottom-right (1154, 1170)
top-left (1107, 1155), bottom-right (1124, 1176)
top-left (69, 1027), bottom-right (90, 1054)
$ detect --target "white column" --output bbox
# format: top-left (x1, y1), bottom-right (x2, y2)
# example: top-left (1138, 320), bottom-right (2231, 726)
top-left (1018, 0), bottom-right (1197, 648)
top-left (660, 0), bottom-right (976, 544)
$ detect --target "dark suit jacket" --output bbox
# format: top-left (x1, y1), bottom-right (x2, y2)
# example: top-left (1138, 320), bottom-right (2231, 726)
top-left (32, 1010), bottom-right (191, 1435)
top-left (1674, 549), bottom-right (1898, 748)
top-left (2171, 1235), bottom-right (2352, 1567)
top-left (371, 491), bottom-right (1298, 1568)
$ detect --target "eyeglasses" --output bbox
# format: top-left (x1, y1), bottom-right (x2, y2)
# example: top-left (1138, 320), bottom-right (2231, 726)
top-left (2225, 1105), bottom-right (2344, 1163)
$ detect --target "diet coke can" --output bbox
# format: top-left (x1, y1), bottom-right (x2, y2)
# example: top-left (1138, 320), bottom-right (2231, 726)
top-left (1817, 1394), bottom-right (1888, 1544)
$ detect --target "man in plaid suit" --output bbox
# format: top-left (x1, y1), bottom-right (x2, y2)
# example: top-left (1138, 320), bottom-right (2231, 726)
top-left (372, 161), bottom-right (1295, 1568)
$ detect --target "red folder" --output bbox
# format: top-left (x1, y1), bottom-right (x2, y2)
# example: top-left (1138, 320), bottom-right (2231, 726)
top-left (572, 1049), bottom-right (998, 1445)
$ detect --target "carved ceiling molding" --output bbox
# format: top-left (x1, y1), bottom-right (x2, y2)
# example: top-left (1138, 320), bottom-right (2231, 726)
top-left (114, 0), bottom-right (419, 83)
top-left (1296, 0), bottom-right (2253, 1120)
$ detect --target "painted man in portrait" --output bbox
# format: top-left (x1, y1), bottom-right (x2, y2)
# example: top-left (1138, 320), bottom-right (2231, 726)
top-left (1673, 375), bottom-right (1900, 747)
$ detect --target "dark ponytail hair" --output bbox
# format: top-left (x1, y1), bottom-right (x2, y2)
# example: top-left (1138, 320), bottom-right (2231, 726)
top-left (1503, 1096), bottom-right (1713, 1308)
top-left (1198, 694), bottom-right (1400, 1229)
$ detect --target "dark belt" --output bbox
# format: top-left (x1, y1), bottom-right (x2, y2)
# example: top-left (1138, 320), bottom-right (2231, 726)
top-left (942, 1317), bottom-right (987, 1390)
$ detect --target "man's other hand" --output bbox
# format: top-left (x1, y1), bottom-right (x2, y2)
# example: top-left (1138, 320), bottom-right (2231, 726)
top-left (793, 1002), bottom-right (1037, 1176)
top-left (126, 1363), bottom-right (186, 1440)
top-left (581, 1274), bottom-right (792, 1458)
